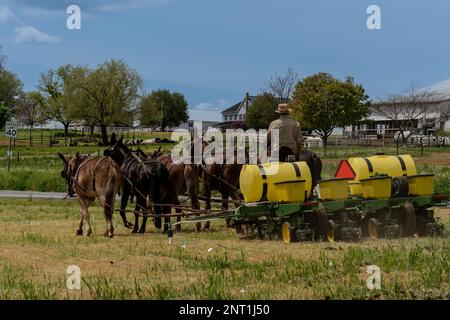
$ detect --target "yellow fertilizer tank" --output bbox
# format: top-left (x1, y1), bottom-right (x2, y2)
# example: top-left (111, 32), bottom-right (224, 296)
top-left (335, 154), bottom-right (417, 196)
top-left (408, 174), bottom-right (435, 196)
top-left (318, 178), bottom-right (351, 201)
top-left (360, 176), bottom-right (392, 199)
top-left (240, 162), bottom-right (312, 203)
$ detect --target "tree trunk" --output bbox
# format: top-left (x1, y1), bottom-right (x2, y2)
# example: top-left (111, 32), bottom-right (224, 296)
top-left (64, 123), bottom-right (69, 146)
top-left (323, 137), bottom-right (328, 157)
top-left (101, 125), bottom-right (109, 146)
top-left (29, 126), bottom-right (32, 147)
top-left (89, 124), bottom-right (95, 136)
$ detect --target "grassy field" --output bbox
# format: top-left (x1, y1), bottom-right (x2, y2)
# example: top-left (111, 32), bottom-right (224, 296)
top-left (0, 129), bottom-right (174, 192)
top-left (0, 198), bottom-right (448, 300)
top-left (1, 144), bottom-right (449, 194)
top-left (0, 137), bottom-right (449, 299)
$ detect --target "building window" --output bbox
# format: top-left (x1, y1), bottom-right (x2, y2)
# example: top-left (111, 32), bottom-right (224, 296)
top-left (234, 115), bottom-right (237, 121)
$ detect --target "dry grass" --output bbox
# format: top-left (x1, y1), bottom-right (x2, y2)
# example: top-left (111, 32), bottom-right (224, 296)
top-left (0, 198), bottom-right (448, 300)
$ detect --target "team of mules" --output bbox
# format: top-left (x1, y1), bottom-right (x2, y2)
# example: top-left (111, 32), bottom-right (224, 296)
top-left (58, 133), bottom-right (323, 237)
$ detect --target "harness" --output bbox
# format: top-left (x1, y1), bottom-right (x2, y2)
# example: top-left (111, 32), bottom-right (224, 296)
top-left (119, 148), bottom-right (156, 205)
top-left (68, 156), bottom-right (89, 193)
top-left (200, 163), bottom-right (240, 193)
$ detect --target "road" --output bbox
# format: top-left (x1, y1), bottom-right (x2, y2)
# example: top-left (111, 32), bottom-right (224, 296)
top-left (0, 190), bottom-right (69, 200)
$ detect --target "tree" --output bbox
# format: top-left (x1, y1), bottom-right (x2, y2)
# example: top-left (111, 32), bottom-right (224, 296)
top-left (15, 92), bottom-right (46, 145)
top-left (73, 60), bottom-right (143, 145)
top-left (0, 48), bottom-right (23, 111)
top-left (245, 93), bottom-right (278, 129)
top-left (264, 67), bottom-right (299, 102)
top-left (139, 90), bottom-right (189, 130)
top-left (0, 103), bottom-right (9, 129)
top-left (291, 72), bottom-right (371, 151)
top-left (139, 94), bottom-right (162, 128)
top-left (38, 65), bottom-right (84, 141)
top-left (0, 48), bottom-right (4, 69)
top-left (372, 85), bottom-right (439, 145)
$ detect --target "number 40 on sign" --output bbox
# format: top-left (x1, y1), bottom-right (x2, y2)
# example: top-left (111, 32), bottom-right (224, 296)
top-left (5, 122), bottom-right (17, 138)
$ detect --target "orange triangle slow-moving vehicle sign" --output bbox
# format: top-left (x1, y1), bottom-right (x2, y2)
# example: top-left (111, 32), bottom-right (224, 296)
top-left (335, 160), bottom-right (356, 179)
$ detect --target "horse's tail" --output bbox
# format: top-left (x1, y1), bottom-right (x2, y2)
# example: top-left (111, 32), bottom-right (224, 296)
top-left (105, 165), bottom-right (119, 218)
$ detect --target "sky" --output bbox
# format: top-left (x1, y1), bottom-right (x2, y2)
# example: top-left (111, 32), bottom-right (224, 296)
top-left (1, 0), bottom-right (450, 122)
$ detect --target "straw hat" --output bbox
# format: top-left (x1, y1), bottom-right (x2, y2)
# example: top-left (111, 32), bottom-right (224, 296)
top-left (276, 103), bottom-right (290, 114)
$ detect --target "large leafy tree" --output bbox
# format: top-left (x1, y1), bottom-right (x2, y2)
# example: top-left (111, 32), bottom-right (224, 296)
top-left (0, 48), bottom-right (23, 112)
top-left (139, 89), bottom-right (189, 130)
top-left (245, 93), bottom-right (278, 129)
top-left (0, 103), bottom-right (9, 129)
top-left (73, 60), bottom-right (142, 145)
top-left (291, 72), bottom-right (371, 150)
top-left (38, 65), bottom-right (86, 140)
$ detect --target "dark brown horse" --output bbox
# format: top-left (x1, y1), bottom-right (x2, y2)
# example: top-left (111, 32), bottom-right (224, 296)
top-left (201, 144), bottom-right (248, 230)
top-left (154, 154), bottom-right (202, 232)
top-left (145, 142), bottom-right (203, 232)
top-left (58, 152), bottom-right (122, 237)
top-left (104, 134), bottom-right (175, 234)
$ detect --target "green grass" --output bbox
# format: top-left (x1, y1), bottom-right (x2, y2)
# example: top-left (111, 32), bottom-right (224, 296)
top-left (0, 198), bottom-right (448, 299)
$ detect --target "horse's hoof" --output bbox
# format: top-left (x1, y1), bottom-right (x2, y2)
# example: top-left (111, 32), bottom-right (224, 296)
top-left (125, 222), bottom-right (134, 229)
top-left (131, 229), bottom-right (138, 234)
top-left (76, 230), bottom-right (83, 236)
top-left (138, 229), bottom-right (145, 234)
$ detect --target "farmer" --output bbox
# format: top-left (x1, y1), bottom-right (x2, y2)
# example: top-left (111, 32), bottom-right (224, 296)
top-left (267, 103), bottom-right (303, 162)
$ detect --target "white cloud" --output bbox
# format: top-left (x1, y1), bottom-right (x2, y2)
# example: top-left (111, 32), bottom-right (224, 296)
top-left (12, 0), bottom-right (170, 16)
top-left (0, 5), bottom-right (18, 23)
top-left (13, 26), bottom-right (59, 44)
top-left (193, 99), bottom-right (229, 112)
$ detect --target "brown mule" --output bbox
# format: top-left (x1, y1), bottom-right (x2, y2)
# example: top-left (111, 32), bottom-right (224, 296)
top-left (201, 144), bottom-right (247, 230)
top-left (155, 154), bottom-right (201, 232)
top-left (59, 152), bottom-right (122, 238)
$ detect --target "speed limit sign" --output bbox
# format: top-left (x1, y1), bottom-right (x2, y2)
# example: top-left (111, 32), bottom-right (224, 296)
top-left (5, 122), bottom-right (17, 138)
